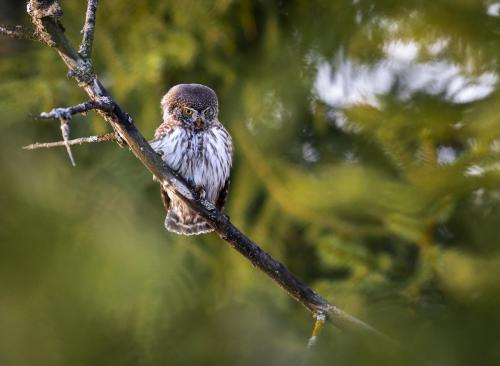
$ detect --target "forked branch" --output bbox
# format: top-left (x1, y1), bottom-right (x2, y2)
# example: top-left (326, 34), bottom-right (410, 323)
top-left (33, 100), bottom-right (112, 166)
top-left (3, 0), bottom-right (393, 345)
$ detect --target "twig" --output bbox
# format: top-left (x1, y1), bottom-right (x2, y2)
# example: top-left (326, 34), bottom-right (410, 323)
top-left (59, 117), bottom-right (75, 166)
top-left (38, 100), bottom-right (109, 120)
top-left (300, 313), bottom-right (327, 366)
top-left (0, 25), bottom-right (38, 41)
top-left (34, 100), bottom-right (111, 165)
top-left (307, 313), bottom-right (326, 348)
top-left (23, 133), bottom-right (117, 150)
top-left (78, 0), bottom-right (98, 59)
top-left (21, 0), bottom-right (393, 344)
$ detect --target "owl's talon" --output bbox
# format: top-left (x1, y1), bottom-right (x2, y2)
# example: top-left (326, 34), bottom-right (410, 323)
top-left (195, 186), bottom-right (206, 199)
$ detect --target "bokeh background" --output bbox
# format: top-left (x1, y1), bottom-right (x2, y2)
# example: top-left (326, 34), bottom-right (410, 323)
top-left (1, 1), bottom-right (500, 365)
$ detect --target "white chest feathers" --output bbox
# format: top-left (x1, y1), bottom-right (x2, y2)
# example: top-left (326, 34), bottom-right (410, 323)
top-left (150, 125), bottom-right (232, 203)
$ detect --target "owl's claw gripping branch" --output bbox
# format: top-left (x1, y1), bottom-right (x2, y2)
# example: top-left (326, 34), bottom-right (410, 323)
top-left (5, 0), bottom-right (394, 346)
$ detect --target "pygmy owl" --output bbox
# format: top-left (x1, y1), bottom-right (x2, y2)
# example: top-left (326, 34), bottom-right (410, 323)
top-left (149, 84), bottom-right (233, 235)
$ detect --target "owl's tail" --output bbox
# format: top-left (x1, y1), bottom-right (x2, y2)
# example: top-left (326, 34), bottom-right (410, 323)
top-left (165, 201), bottom-right (213, 235)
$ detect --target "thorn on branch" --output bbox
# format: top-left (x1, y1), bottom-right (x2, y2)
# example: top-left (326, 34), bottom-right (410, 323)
top-left (79, 0), bottom-right (98, 59)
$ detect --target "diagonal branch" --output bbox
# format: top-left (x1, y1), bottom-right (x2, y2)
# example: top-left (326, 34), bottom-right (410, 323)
top-left (78, 0), bottom-right (98, 59)
top-left (21, 0), bottom-right (394, 344)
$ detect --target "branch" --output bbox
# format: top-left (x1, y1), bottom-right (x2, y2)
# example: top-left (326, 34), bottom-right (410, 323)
top-left (38, 100), bottom-right (110, 120)
top-left (23, 132), bottom-right (116, 150)
top-left (78, 0), bottom-right (98, 58)
top-left (33, 100), bottom-right (111, 166)
top-left (59, 117), bottom-right (76, 166)
top-left (0, 25), bottom-right (38, 41)
top-left (23, 0), bottom-right (393, 344)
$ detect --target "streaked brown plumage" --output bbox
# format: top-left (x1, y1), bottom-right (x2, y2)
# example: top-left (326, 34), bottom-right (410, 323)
top-left (150, 84), bottom-right (233, 235)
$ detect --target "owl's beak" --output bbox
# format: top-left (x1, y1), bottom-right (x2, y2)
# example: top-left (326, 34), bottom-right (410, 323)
top-left (195, 118), bottom-right (204, 128)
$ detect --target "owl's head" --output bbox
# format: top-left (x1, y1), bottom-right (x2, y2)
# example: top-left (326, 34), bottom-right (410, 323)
top-left (161, 84), bottom-right (219, 130)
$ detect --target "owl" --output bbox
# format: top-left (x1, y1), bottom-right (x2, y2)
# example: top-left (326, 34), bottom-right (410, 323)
top-left (149, 84), bottom-right (233, 235)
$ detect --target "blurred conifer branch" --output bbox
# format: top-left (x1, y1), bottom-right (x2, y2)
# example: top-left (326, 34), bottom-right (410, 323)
top-left (2, 0), bottom-right (394, 345)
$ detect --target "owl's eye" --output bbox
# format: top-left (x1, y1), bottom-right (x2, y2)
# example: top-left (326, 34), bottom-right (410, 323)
top-left (203, 109), bottom-right (210, 117)
top-left (183, 107), bottom-right (193, 116)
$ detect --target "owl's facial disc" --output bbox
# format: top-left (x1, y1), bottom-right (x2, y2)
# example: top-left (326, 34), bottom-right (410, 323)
top-left (178, 106), bottom-right (212, 130)
top-left (161, 84), bottom-right (219, 129)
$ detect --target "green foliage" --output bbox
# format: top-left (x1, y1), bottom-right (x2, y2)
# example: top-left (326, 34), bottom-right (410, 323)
top-left (1, 0), bottom-right (500, 365)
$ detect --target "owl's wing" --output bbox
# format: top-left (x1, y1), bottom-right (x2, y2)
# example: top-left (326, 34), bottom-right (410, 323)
top-left (160, 187), bottom-right (170, 211)
top-left (216, 178), bottom-right (231, 211)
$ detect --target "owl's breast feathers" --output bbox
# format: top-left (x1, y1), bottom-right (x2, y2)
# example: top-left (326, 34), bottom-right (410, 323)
top-left (150, 121), bottom-right (232, 206)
